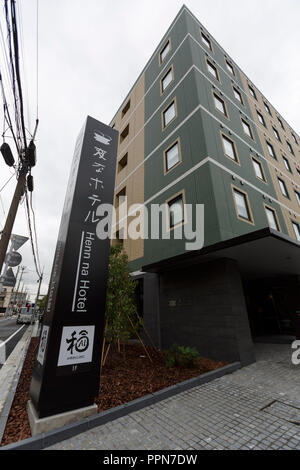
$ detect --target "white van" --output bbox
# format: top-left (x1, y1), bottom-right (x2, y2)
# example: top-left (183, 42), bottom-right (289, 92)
top-left (16, 307), bottom-right (34, 325)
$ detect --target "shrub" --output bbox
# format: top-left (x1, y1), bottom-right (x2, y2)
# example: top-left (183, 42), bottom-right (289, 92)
top-left (165, 344), bottom-right (199, 369)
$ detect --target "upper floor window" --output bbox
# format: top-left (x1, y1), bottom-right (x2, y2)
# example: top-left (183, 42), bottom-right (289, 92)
top-left (161, 67), bottom-right (174, 93)
top-left (283, 156), bottom-right (292, 173)
top-left (248, 85), bottom-right (257, 100)
top-left (225, 60), bottom-right (235, 75)
top-left (201, 32), bottom-right (212, 51)
top-left (118, 153), bottom-right (128, 173)
top-left (265, 207), bottom-right (280, 231)
top-left (241, 119), bottom-right (254, 139)
top-left (213, 93), bottom-right (228, 117)
top-left (273, 127), bottom-right (281, 142)
top-left (277, 117), bottom-right (285, 130)
top-left (266, 141), bottom-right (276, 159)
top-left (120, 124), bottom-right (129, 144)
top-left (278, 177), bottom-right (289, 198)
top-left (292, 134), bottom-right (298, 145)
top-left (295, 190), bottom-right (300, 207)
top-left (168, 194), bottom-right (184, 229)
top-left (264, 102), bottom-right (272, 115)
top-left (121, 100), bottom-right (131, 119)
top-left (221, 134), bottom-right (238, 163)
top-left (159, 40), bottom-right (171, 64)
top-left (233, 189), bottom-right (253, 222)
top-left (252, 157), bottom-right (266, 182)
top-left (162, 100), bottom-right (176, 129)
top-left (292, 221), bottom-right (300, 241)
top-left (287, 141), bottom-right (295, 155)
top-left (257, 111), bottom-right (266, 127)
top-left (164, 140), bottom-right (181, 173)
top-left (233, 87), bottom-right (244, 105)
top-left (206, 59), bottom-right (219, 81)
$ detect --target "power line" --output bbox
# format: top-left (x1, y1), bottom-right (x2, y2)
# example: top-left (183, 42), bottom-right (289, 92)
top-left (24, 189), bottom-right (41, 278)
top-left (0, 171), bottom-right (14, 192)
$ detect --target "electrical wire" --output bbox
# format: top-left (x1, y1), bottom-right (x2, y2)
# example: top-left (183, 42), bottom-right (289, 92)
top-left (24, 190), bottom-right (41, 278)
top-left (29, 190), bottom-right (41, 275)
top-left (10, 0), bottom-right (27, 151)
top-left (0, 171), bottom-right (14, 192)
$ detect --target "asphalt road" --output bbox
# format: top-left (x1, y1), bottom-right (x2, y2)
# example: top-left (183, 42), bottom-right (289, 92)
top-left (0, 317), bottom-right (28, 369)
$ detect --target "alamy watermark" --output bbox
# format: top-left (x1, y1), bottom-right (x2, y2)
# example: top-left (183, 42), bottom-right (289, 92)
top-left (94, 197), bottom-right (205, 251)
top-left (291, 340), bottom-right (300, 365)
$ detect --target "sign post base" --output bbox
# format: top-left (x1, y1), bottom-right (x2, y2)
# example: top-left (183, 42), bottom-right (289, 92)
top-left (27, 400), bottom-right (98, 437)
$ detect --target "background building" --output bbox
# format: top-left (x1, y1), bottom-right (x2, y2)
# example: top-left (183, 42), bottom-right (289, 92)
top-left (109, 5), bottom-right (300, 365)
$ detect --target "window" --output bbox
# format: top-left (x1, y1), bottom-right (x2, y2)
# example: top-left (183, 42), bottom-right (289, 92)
top-left (273, 127), bottom-right (281, 142)
top-left (266, 141), bottom-right (276, 159)
top-left (161, 67), bottom-right (173, 93)
top-left (241, 119), bottom-right (254, 139)
top-left (213, 93), bottom-right (228, 117)
top-left (233, 87), bottom-right (244, 105)
top-left (111, 123), bottom-right (115, 129)
top-left (252, 158), bottom-right (265, 181)
top-left (168, 194), bottom-right (184, 228)
top-left (116, 187), bottom-right (126, 207)
top-left (233, 189), bottom-right (252, 222)
top-left (297, 169), bottom-right (300, 178)
top-left (165, 141), bottom-right (180, 172)
top-left (292, 134), bottom-right (298, 145)
top-left (292, 222), bottom-right (300, 241)
top-left (283, 156), bottom-right (292, 173)
top-left (160, 40), bottom-right (171, 64)
top-left (120, 124), bottom-right (129, 143)
top-left (264, 102), bottom-right (272, 115)
top-left (206, 59), bottom-right (219, 81)
top-left (248, 85), bottom-right (257, 100)
top-left (162, 100), bottom-right (176, 128)
top-left (257, 111), bottom-right (266, 127)
top-left (278, 117), bottom-right (285, 130)
top-left (225, 60), bottom-right (235, 75)
top-left (201, 32), bottom-right (212, 51)
top-left (115, 230), bottom-right (124, 246)
top-left (278, 178), bottom-right (289, 198)
top-left (265, 207), bottom-right (280, 231)
top-left (121, 100), bottom-right (131, 118)
top-left (118, 153), bottom-right (128, 173)
top-left (295, 191), bottom-right (300, 206)
top-left (222, 134), bottom-right (238, 162)
top-left (287, 141), bottom-right (295, 156)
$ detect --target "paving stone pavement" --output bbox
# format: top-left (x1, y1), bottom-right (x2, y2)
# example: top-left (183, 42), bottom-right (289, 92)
top-left (47, 343), bottom-right (300, 450)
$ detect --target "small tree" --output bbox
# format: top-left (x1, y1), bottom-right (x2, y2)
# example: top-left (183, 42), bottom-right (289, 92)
top-left (104, 244), bottom-right (141, 350)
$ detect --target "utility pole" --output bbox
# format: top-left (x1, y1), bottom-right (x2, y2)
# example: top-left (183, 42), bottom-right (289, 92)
top-left (34, 271), bottom-right (43, 314)
top-left (0, 171), bottom-right (26, 276)
top-left (6, 264), bottom-right (20, 316)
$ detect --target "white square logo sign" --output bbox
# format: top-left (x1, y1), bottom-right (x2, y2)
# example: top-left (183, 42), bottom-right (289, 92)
top-left (37, 326), bottom-right (49, 366)
top-left (57, 326), bottom-right (95, 367)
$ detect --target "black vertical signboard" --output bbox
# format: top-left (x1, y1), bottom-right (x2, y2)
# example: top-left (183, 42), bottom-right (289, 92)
top-left (30, 116), bottom-right (118, 418)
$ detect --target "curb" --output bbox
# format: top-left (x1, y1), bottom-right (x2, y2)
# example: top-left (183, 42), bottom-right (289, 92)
top-left (1, 361), bottom-right (241, 450)
top-left (0, 326), bottom-right (33, 444)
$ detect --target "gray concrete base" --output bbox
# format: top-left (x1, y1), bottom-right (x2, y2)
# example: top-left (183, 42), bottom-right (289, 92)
top-left (27, 400), bottom-right (98, 437)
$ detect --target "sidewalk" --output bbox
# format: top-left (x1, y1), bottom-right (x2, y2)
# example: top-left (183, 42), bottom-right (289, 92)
top-left (47, 342), bottom-right (300, 450)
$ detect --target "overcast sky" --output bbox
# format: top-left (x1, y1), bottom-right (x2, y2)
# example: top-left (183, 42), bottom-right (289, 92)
top-left (0, 0), bottom-right (299, 300)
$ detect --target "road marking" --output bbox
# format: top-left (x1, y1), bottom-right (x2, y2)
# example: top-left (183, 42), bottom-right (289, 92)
top-left (0, 325), bottom-right (26, 347)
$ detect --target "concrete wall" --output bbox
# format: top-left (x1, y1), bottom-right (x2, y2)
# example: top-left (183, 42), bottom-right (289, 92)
top-left (143, 258), bottom-right (255, 366)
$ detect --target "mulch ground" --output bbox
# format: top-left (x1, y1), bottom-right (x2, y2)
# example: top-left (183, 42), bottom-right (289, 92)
top-left (1, 338), bottom-right (226, 447)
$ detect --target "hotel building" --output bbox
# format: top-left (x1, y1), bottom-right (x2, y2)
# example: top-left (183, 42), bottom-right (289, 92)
top-left (109, 5), bottom-right (300, 365)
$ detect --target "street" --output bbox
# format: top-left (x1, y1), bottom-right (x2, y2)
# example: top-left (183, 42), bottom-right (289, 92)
top-left (0, 317), bottom-right (28, 369)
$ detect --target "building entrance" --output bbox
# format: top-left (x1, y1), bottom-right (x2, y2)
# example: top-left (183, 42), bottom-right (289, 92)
top-left (244, 278), bottom-right (297, 338)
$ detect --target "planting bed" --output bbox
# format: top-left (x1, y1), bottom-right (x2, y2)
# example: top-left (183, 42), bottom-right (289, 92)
top-left (1, 338), bottom-right (226, 446)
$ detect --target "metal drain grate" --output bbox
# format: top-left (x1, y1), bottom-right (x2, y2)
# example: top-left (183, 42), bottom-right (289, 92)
top-left (262, 401), bottom-right (300, 425)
